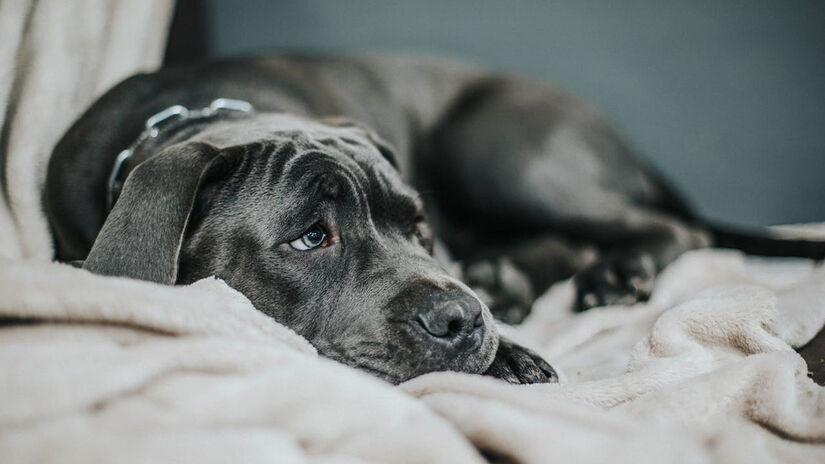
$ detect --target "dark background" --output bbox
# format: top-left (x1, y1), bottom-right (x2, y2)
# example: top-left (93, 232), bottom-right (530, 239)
top-left (168, 0), bottom-right (825, 227)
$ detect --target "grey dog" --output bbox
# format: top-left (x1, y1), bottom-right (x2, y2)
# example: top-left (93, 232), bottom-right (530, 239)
top-left (45, 55), bottom-right (825, 384)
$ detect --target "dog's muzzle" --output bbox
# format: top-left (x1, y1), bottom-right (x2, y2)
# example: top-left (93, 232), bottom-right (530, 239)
top-left (413, 291), bottom-right (484, 350)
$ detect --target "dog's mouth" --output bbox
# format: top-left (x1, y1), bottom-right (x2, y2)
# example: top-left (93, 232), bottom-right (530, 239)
top-left (317, 348), bottom-right (410, 384)
top-left (316, 317), bottom-right (498, 384)
top-left (341, 359), bottom-right (408, 384)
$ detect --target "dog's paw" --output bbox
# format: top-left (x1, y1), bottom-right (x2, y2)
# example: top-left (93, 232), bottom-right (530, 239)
top-left (464, 258), bottom-right (534, 324)
top-left (484, 337), bottom-right (558, 384)
top-left (573, 251), bottom-right (657, 311)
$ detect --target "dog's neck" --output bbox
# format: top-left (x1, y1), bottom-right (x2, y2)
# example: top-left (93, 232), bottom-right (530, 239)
top-left (107, 99), bottom-right (255, 210)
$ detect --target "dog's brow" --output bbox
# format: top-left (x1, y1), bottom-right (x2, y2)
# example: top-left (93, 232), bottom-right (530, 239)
top-left (281, 148), bottom-right (316, 175)
top-left (376, 178), bottom-right (421, 224)
top-left (339, 137), bottom-right (364, 147)
top-left (280, 147), bottom-right (372, 212)
top-left (265, 141), bottom-right (299, 182)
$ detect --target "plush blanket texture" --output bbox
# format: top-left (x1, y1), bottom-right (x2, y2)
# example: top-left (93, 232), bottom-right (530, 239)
top-left (2, 1), bottom-right (824, 462)
top-left (2, 247), bottom-right (825, 463)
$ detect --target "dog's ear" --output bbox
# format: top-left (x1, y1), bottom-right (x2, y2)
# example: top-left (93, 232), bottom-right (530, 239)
top-left (83, 142), bottom-right (229, 284)
top-left (321, 117), bottom-right (399, 169)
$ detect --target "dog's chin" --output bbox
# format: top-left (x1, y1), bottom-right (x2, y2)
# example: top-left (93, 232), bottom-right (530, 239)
top-left (341, 325), bottom-right (500, 385)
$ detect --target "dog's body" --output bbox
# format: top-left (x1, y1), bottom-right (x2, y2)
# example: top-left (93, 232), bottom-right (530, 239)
top-left (45, 55), bottom-right (825, 384)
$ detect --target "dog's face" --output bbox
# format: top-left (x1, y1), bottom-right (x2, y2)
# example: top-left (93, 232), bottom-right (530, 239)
top-left (88, 114), bottom-right (498, 384)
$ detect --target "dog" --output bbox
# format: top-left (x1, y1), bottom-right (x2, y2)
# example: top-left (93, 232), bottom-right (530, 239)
top-left (45, 54), bottom-right (825, 384)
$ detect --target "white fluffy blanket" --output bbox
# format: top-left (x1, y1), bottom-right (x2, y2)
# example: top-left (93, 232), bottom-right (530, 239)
top-left (2, 249), bottom-right (825, 463)
top-left (2, 2), bottom-right (825, 462)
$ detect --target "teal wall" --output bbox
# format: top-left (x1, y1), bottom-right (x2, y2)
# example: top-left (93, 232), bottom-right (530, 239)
top-left (205, 0), bottom-right (825, 226)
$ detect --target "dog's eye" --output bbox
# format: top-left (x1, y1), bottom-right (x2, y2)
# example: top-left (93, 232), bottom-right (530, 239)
top-left (289, 224), bottom-right (328, 251)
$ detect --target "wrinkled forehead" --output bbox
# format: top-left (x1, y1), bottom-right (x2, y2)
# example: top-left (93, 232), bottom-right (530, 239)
top-left (191, 113), bottom-right (369, 151)
top-left (193, 113), bottom-right (386, 168)
top-left (192, 112), bottom-right (419, 207)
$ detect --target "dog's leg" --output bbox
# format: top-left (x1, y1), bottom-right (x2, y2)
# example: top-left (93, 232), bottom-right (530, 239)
top-left (462, 234), bottom-right (597, 323)
top-left (427, 78), bottom-right (709, 312)
top-left (483, 337), bottom-right (558, 384)
top-left (569, 212), bottom-right (710, 310)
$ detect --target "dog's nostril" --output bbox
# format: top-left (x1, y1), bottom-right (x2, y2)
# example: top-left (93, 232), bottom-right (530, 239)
top-left (446, 318), bottom-right (462, 336)
top-left (416, 313), bottom-right (453, 338)
top-left (416, 301), bottom-right (472, 339)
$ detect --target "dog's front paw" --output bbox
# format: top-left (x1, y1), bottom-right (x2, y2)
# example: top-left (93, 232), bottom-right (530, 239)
top-left (484, 337), bottom-right (558, 384)
top-left (573, 251), bottom-right (657, 311)
top-left (464, 258), bottom-right (534, 324)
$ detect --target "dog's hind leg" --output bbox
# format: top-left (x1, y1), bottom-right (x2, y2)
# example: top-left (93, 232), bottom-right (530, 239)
top-left (426, 77), bottom-right (710, 312)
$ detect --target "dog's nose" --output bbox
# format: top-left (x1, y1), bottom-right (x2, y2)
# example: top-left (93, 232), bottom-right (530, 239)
top-left (416, 297), bottom-right (482, 344)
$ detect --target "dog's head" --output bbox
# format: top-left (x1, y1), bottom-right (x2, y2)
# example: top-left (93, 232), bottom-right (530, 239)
top-left (84, 113), bottom-right (498, 383)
